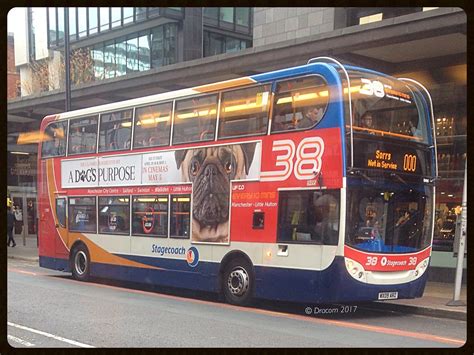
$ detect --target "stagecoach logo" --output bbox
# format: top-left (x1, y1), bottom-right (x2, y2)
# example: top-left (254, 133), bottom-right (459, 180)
top-left (186, 247), bottom-right (199, 268)
top-left (150, 244), bottom-right (199, 267)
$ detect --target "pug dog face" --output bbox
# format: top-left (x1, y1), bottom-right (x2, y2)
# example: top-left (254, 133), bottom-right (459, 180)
top-left (175, 143), bottom-right (256, 242)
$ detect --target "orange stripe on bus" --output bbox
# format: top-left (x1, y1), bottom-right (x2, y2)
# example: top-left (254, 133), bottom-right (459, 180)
top-left (45, 160), bottom-right (162, 271)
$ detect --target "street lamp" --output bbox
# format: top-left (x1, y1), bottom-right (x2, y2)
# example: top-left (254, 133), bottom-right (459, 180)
top-left (64, 7), bottom-right (71, 112)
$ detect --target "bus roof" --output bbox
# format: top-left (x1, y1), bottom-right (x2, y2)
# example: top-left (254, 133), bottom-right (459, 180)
top-left (50, 59), bottom-right (408, 122)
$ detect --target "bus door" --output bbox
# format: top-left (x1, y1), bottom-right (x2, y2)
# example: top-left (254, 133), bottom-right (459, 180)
top-left (54, 195), bottom-right (69, 256)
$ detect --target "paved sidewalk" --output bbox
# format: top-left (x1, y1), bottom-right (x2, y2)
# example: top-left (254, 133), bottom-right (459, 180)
top-left (7, 238), bottom-right (467, 320)
top-left (368, 281), bottom-right (467, 321)
top-left (7, 236), bottom-right (39, 262)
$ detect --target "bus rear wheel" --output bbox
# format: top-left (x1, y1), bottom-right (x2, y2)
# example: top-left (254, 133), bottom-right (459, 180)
top-left (71, 244), bottom-right (90, 282)
top-left (222, 258), bottom-right (254, 306)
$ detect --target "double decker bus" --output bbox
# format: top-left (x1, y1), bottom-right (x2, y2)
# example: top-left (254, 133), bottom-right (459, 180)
top-left (38, 57), bottom-right (437, 306)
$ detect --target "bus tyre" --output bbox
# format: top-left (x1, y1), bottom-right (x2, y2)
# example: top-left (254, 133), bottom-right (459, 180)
top-left (222, 258), bottom-right (254, 306)
top-left (71, 244), bottom-right (90, 282)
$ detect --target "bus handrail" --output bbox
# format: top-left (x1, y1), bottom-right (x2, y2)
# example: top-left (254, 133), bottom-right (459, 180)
top-left (308, 56), bottom-right (353, 169)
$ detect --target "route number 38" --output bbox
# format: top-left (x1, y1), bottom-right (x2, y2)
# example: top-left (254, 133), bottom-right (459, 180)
top-left (261, 137), bottom-right (324, 182)
top-left (365, 256), bottom-right (378, 266)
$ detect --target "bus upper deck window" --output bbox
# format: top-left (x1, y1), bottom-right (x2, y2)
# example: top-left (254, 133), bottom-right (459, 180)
top-left (218, 84), bottom-right (271, 139)
top-left (173, 94), bottom-right (217, 145)
top-left (134, 102), bottom-right (172, 149)
top-left (68, 115), bottom-right (98, 155)
top-left (98, 109), bottom-right (133, 152)
top-left (349, 72), bottom-right (428, 144)
top-left (41, 121), bottom-right (68, 158)
top-left (271, 75), bottom-right (329, 133)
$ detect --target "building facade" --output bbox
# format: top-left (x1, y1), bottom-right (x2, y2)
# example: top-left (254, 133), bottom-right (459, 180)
top-left (7, 34), bottom-right (20, 99)
top-left (8, 7), bottom-right (466, 279)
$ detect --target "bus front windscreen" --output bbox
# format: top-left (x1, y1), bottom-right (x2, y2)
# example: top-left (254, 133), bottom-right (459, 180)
top-left (345, 180), bottom-right (433, 253)
top-left (348, 71), bottom-right (429, 144)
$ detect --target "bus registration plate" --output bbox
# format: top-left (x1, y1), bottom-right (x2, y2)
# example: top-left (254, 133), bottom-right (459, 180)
top-left (378, 292), bottom-right (398, 300)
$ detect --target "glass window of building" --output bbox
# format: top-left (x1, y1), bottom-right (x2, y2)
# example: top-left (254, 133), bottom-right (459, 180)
top-left (41, 121), bottom-right (67, 158)
top-left (173, 94), bottom-right (218, 144)
top-left (68, 116), bottom-right (99, 155)
top-left (134, 102), bottom-right (172, 148)
top-left (136, 7), bottom-right (147, 21)
top-left (220, 8), bottom-right (234, 23)
top-left (104, 40), bottom-right (116, 78)
top-left (48, 7), bottom-right (57, 45)
top-left (78, 7), bottom-right (87, 38)
top-left (115, 37), bottom-right (127, 77)
top-left (30, 8), bottom-right (48, 59)
top-left (225, 37), bottom-right (241, 52)
top-left (111, 7), bottom-right (122, 28)
top-left (163, 24), bottom-right (177, 65)
top-left (57, 8), bottom-right (64, 43)
top-left (100, 7), bottom-right (110, 32)
top-left (126, 36), bottom-right (139, 73)
top-left (219, 85), bottom-right (271, 139)
top-left (205, 32), bottom-right (224, 56)
top-left (138, 32), bottom-right (151, 71)
top-left (165, 7), bottom-right (184, 16)
top-left (150, 26), bottom-right (164, 68)
top-left (69, 8), bottom-right (77, 40)
top-left (98, 109), bottom-right (133, 152)
top-left (235, 8), bottom-right (250, 27)
top-left (92, 44), bottom-right (105, 80)
top-left (98, 196), bottom-right (130, 235)
top-left (170, 195), bottom-right (191, 238)
top-left (68, 197), bottom-right (96, 233)
top-left (123, 7), bottom-right (134, 24)
top-left (204, 7), bottom-right (218, 19)
top-left (132, 196), bottom-right (169, 237)
top-left (271, 75), bottom-right (329, 133)
top-left (89, 8), bottom-right (98, 35)
top-left (148, 7), bottom-right (160, 18)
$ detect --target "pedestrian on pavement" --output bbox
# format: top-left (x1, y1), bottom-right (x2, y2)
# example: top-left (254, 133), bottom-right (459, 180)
top-left (7, 200), bottom-right (16, 247)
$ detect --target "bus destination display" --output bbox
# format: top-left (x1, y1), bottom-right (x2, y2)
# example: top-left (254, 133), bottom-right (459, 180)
top-left (353, 139), bottom-right (431, 176)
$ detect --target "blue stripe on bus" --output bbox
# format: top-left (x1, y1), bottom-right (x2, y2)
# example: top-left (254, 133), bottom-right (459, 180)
top-left (39, 255), bottom-right (428, 303)
top-left (39, 255), bottom-right (70, 272)
top-left (343, 65), bottom-right (393, 81)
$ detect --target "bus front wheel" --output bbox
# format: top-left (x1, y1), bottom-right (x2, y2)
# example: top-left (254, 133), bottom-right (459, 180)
top-left (71, 244), bottom-right (90, 282)
top-left (222, 258), bottom-right (254, 306)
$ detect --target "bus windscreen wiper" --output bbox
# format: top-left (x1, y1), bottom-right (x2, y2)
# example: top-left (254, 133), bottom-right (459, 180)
top-left (390, 172), bottom-right (408, 186)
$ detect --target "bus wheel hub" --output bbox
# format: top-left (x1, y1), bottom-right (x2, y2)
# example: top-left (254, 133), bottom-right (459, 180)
top-left (75, 251), bottom-right (87, 275)
top-left (228, 268), bottom-right (249, 296)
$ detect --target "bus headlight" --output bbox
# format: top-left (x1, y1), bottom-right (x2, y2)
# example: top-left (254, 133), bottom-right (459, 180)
top-left (414, 257), bottom-right (430, 279)
top-left (345, 258), bottom-right (366, 281)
